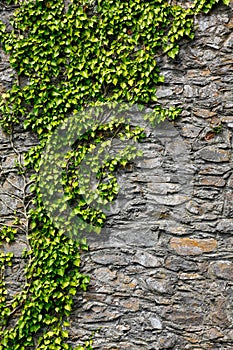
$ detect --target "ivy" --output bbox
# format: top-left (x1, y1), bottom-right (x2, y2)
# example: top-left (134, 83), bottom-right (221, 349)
top-left (0, 0), bottom-right (230, 348)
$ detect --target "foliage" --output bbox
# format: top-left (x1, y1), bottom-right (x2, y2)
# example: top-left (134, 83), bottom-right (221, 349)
top-left (0, 0), bottom-right (230, 348)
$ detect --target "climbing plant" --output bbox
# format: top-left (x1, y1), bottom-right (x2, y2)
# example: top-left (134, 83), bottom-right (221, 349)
top-left (0, 0), bottom-right (230, 348)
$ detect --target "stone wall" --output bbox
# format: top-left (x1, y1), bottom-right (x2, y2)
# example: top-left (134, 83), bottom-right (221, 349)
top-left (0, 2), bottom-right (233, 349)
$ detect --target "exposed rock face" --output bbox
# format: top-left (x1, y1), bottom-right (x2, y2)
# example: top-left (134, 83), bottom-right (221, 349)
top-left (0, 2), bottom-right (233, 349)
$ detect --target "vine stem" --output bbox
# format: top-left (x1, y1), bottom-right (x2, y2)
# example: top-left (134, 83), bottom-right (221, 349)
top-left (0, 128), bottom-right (34, 332)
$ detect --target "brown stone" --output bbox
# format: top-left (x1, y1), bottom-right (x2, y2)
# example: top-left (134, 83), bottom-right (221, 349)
top-left (166, 310), bottom-right (203, 326)
top-left (184, 336), bottom-right (199, 344)
top-left (199, 176), bottom-right (226, 187)
top-left (158, 334), bottom-right (177, 349)
top-left (205, 327), bottom-right (224, 340)
top-left (193, 108), bottom-right (216, 119)
top-left (201, 68), bottom-right (211, 76)
top-left (0, 83), bottom-right (6, 94)
top-left (119, 299), bottom-right (140, 312)
top-left (170, 237), bottom-right (218, 256)
top-left (210, 299), bottom-right (230, 327)
top-left (204, 131), bottom-right (215, 141)
top-left (226, 16), bottom-right (233, 28)
top-left (228, 175), bottom-right (233, 188)
top-left (210, 116), bottom-right (221, 128)
top-left (179, 273), bottom-right (202, 280)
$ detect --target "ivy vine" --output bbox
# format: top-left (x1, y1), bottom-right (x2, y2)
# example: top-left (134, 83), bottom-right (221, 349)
top-left (0, 0), bottom-right (230, 348)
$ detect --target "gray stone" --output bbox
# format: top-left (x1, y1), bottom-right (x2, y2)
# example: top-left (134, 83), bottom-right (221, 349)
top-left (208, 261), bottom-right (233, 280)
top-left (149, 316), bottom-right (163, 330)
top-left (133, 250), bottom-right (162, 267)
top-left (165, 256), bottom-right (198, 272)
top-left (216, 219), bottom-right (233, 234)
top-left (196, 146), bottom-right (231, 162)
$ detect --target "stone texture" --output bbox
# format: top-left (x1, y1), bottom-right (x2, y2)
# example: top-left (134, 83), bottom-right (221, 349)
top-left (170, 237), bottom-right (218, 256)
top-left (196, 146), bottom-right (231, 163)
top-left (208, 261), bottom-right (233, 280)
top-left (0, 2), bottom-right (233, 350)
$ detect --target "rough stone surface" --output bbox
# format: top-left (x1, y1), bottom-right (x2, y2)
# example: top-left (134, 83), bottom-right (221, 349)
top-left (0, 2), bottom-right (233, 350)
top-left (170, 237), bottom-right (218, 256)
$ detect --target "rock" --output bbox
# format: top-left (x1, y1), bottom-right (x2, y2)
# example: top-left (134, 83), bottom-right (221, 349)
top-left (2, 240), bottom-right (27, 257)
top-left (208, 261), bottom-right (233, 280)
top-left (156, 87), bottom-right (174, 98)
top-left (165, 255), bottom-right (198, 272)
top-left (91, 251), bottom-right (130, 266)
top-left (170, 237), bottom-right (218, 256)
top-left (206, 327), bottom-right (224, 340)
top-left (198, 176), bottom-right (226, 187)
top-left (133, 250), bottom-right (162, 267)
top-left (158, 334), bottom-right (177, 349)
top-left (196, 146), bottom-right (231, 162)
top-left (146, 276), bottom-right (175, 295)
top-left (181, 124), bottom-right (202, 138)
top-left (223, 191), bottom-right (233, 217)
top-left (210, 298), bottom-right (230, 327)
top-left (193, 108), bottom-right (216, 119)
top-left (165, 309), bottom-right (203, 326)
top-left (149, 316), bottom-right (163, 330)
top-left (228, 175), bottom-right (233, 188)
top-left (216, 219), bottom-right (233, 234)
